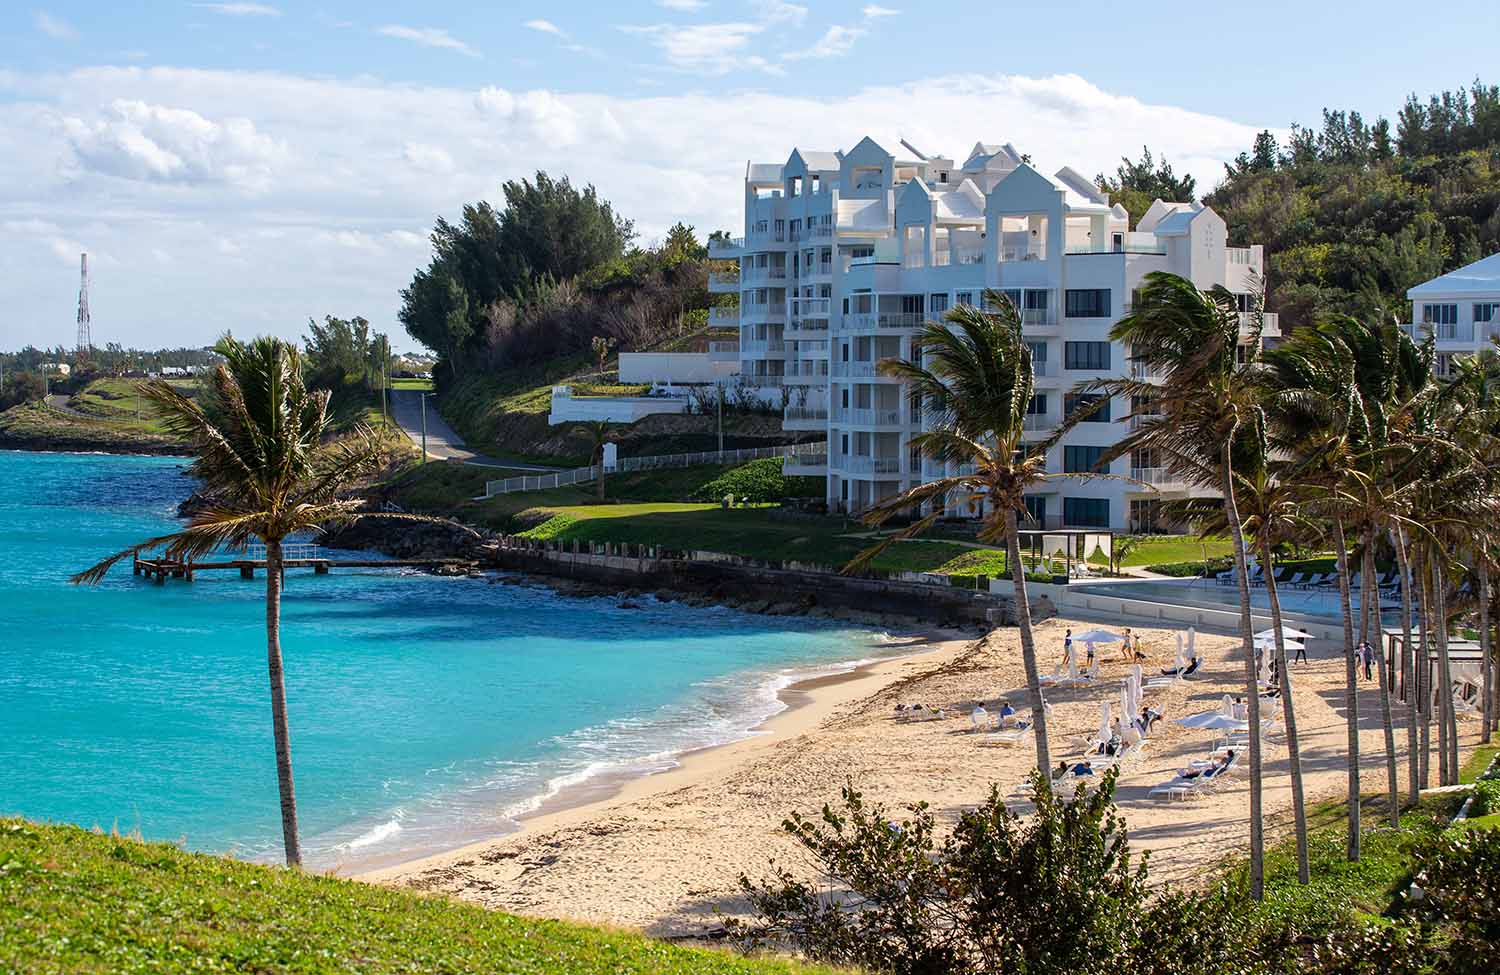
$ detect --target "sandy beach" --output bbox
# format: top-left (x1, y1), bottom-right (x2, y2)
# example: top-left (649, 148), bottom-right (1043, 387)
top-left (363, 617), bottom-right (1485, 937)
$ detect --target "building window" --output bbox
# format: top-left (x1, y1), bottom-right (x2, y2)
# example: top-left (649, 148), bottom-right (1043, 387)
top-left (1475, 303), bottom-right (1500, 323)
top-left (1026, 393), bottom-right (1047, 416)
top-left (1064, 392), bottom-right (1111, 423)
top-left (929, 293), bottom-right (949, 313)
top-left (1023, 495), bottom-right (1047, 524)
top-left (1435, 353), bottom-right (1455, 378)
top-left (1065, 289), bottom-right (1112, 318)
top-left (1064, 341), bottom-right (1111, 370)
top-left (1063, 497), bottom-right (1110, 528)
top-left (1422, 303), bottom-right (1458, 326)
top-left (1063, 445), bottom-right (1108, 473)
top-left (901, 294), bottom-right (924, 315)
top-left (1129, 498), bottom-right (1164, 533)
top-left (1027, 342), bottom-right (1047, 363)
top-left (956, 290), bottom-right (976, 307)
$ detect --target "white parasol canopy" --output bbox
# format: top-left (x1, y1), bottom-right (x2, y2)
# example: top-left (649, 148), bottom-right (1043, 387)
top-left (1074, 628), bottom-right (1124, 643)
top-left (1256, 626), bottom-right (1314, 641)
top-left (1098, 701), bottom-right (1113, 741)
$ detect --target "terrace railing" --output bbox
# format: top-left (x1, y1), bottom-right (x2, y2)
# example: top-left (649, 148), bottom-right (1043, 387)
top-left (483, 441), bottom-right (827, 497)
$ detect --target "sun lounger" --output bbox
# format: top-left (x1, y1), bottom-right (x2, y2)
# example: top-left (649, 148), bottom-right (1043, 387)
top-left (983, 723), bottom-right (1033, 746)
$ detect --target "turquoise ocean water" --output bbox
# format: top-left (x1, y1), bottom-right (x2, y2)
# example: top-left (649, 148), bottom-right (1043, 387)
top-left (0, 450), bottom-right (892, 870)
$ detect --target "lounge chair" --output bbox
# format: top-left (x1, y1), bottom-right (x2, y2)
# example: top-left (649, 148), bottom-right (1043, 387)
top-left (970, 708), bottom-right (998, 732)
top-left (1149, 765), bottom-right (1222, 801)
top-left (983, 722), bottom-right (1033, 746)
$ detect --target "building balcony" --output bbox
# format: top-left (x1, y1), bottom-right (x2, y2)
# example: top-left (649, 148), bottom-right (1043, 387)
top-left (832, 360), bottom-right (891, 379)
top-left (708, 236), bottom-right (744, 255)
top-left (1131, 467), bottom-right (1187, 489)
top-left (1020, 310), bottom-right (1059, 330)
top-left (921, 461), bottom-right (979, 479)
top-left (838, 456), bottom-right (903, 476)
top-left (788, 318), bottom-right (830, 335)
top-left (708, 272), bottom-right (739, 292)
top-left (741, 373), bottom-right (784, 387)
top-left (1023, 414), bottom-right (1052, 431)
top-left (842, 312), bottom-right (926, 331)
top-left (742, 267), bottom-right (788, 284)
top-left (791, 297), bottom-right (831, 316)
top-left (1129, 360), bottom-right (1165, 381)
top-left (708, 306), bottom-right (739, 327)
top-left (1238, 311), bottom-right (1280, 336)
top-left (784, 364), bottom-right (829, 386)
top-left (740, 306), bottom-right (786, 325)
top-left (832, 408), bottom-right (902, 426)
top-left (784, 406), bottom-right (829, 423)
top-left (1401, 321), bottom-right (1476, 343)
top-left (707, 340), bottom-right (739, 360)
top-left (741, 338), bottom-right (785, 355)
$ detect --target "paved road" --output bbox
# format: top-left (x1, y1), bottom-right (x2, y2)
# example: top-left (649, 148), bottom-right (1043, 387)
top-left (44, 394), bottom-right (92, 418)
top-left (388, 389), bottom-right (559, 471)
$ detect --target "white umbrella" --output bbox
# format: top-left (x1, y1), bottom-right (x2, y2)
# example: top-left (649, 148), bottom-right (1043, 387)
top-left (1098, 701), bottom-right (1113, 741)
top-left (1258, 638), bottom-right (1305, 651)
top-left (1074, 628), bottom-right (1124, 643)
top-left (1186, 627), bottom-right (1197, 656)
top-left (1177, 710), bottom-right (1230, 729)
top-left (1257, 626), bottom-right (1315, 641)
top-left (1119, 685), bottom-right (1133, 726)
top-left (1196, 713), bottom-right (1250, 731)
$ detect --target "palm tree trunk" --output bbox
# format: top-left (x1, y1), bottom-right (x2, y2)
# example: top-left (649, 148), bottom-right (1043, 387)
top-left (1003, 508), bottom-right (1051, 783)
top-left (1416, 551), bottom-right (1432, 789)
top-left (1394, 527), bottom-right (1420, 805)
top-left (1364, 530), bottom-right (1399, 827)
top-left (1220, 442), bottom-right (1263, 898)
top-left (265, 538), bottom-right (302, 867)
top-left (1433, 560), bottom-right (1458, 785)
top-left (1333, 518), bottom-right (1360, 861)
top-left (1481, 559), bottom-right (1493, 746)
top-left (1260, 535), bottom-right (1308, 884)
top-left (1431, 560), bottom-right (1450, 785)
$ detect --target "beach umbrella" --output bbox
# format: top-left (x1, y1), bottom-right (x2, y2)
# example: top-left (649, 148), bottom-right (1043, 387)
top-left (1074, 628), bottom-right (1124, 643)
top-left (1098, 701), bottom-right (1112, 741)
top-left (1195, 713), bottom-right (1250, 731)
top-left (1256, 626), bottom-right (1315, 641)
top-left (1187, 627), bottom-right (1197, 656)
top-left (1119, 685), bottom-right (1132, 726)
top-left (1177, 709), bottom-right (1230, 729)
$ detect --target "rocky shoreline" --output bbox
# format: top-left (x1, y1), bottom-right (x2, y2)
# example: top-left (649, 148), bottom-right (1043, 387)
top-left (319, 514), bottom-right (997, 634)
top-left (0, 430), bottom-right (189, 456)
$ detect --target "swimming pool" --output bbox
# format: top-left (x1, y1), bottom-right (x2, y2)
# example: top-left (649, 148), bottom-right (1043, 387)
top-left (1073, 577), bottom-right (1399, 623)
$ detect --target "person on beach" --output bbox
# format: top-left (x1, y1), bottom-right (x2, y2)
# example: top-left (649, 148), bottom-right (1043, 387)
top-left (1062, 629), bottom-right (1074, 669)
top-left (1120, 627), bottom-right (1133, 661)
top-left (1132, 632), bottom-right (1147, 662)
top-left (1294, 640), bottom-right (1308, 665)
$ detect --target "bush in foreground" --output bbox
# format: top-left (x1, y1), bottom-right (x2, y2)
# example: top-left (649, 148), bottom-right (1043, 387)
top-left (731, 775), bottom-right (1500, 975)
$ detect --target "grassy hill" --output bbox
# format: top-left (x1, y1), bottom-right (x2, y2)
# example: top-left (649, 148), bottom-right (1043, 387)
top-left (0, 818), bottom-right (838, 975)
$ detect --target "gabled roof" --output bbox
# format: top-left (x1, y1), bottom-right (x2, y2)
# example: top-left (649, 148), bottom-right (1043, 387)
top-left (933, 180), bottom-right (986, 221)
top-left (1137, 199), bottom-right (1198, 233)
top-left (1053, 166), bottom-right (1110, 205)
top-left (843, 135), bottom-right (892, 165)
top-left (1408, 252), bottom-right (1500, 298)
top-left (1151, 207), bottom-right (1203, 236)
top-left (747, 163), bottom-right (783, 185)
top-left (962, 141), bottom-right (1023, 170)
top-left (790, 148), bottom-right (842, 172)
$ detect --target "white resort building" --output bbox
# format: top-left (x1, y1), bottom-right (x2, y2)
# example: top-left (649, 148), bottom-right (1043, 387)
top-left (1404, 251), bottom-right (1500, 376)
top-left (709, 137), bottom-right (1277, 533)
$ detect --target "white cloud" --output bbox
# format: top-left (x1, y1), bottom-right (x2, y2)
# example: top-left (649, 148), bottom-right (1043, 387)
top-left (376, 25), bottom-right (480, 58)
top-left (657, 0), bottom-right (707, 9)
top-left (192, 2), bottom-right (281, 16)
top-left (783, 24), bottom-right (864, 60)
top-left (0, 65), bottom-right (1268, 350)
top-left (621, 0), bottom-right (811, 74)
top-left (35, 11), bottom-right (78, 41)
top-left (862, 4), bottom-right (900, 17)
top-left (524, 19), bottom-right (565, 37)
top-left (402, 141), bottom-right (454, 173)
top-left (59, 99), bottom-right (285, 190)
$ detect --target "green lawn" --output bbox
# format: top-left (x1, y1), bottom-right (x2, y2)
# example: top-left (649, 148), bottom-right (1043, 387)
top-left (1116, 535), bottom-right (1234, 567)
top-left (63, 377), bottom-right (199, 436)
top-left (0, 819), bottom-right (834, 975)
top-left (388, 377), bottom-right (433, 391)
top-left (1247, 790), bottom-right (1466, 928)
top-left (1460, 743), bottom-right (1499, 783)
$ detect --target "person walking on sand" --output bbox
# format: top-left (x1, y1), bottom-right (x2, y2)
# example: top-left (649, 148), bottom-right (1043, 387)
top-left (1293, 638), bottom-right (1308, 665)
top-left (1062, 628), bottom-right (1074, 669)
top-left (1132, 632), bottom-right (1147, 662)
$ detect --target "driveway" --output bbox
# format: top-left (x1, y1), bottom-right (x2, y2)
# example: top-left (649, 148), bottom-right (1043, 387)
top-left (388, 389), bottom-right (560, 471)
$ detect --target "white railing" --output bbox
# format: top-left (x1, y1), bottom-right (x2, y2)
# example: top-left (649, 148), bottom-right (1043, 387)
top-left (708, 341), bottom-right (739, 358)
top-left (792, 297), bottom-right (831, 315)
top-left (709, 306), bottom-right (739, 325)
top-left (841, 312), bottom-right (925, 331)
top-left (1238, 311), bottom-right (1281, 335)
top-left (784, 407), bottom-right (829, 422)
top-left (707, 272), bottom-right (739, 289)
top-left (839, 456), bottom-right (903, 475)
top-left (708, 236), bottom-right (744, 253)
top-left (1021, 309), bottom-right (1058, 328)
top-left (1131, 467), bottom-right (1184, 488)
top-left (832, 408), bottom-right (902, 426)
top-left (832, 361), bottom-right (882, 378)
top-left (484, 442), bottom-right (827, 497)
top-left (740, 307), bottom-right (786, 324)
top-left (1032, 360), bottom-right (1054, 377)
top-left (1023, 414), bottom-right (1051, 431)
top-left (786, 452), bottom-right (828, 468)
top-left (743, 267), bottom-right (788, 282)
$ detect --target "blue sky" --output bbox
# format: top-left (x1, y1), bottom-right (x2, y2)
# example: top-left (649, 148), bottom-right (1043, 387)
top-left (1, 1), bottom-right (1496, 351)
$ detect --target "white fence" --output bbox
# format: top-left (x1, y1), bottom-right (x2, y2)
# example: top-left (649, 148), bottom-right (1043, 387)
top-left (483, 441), bottom-right (828, 497)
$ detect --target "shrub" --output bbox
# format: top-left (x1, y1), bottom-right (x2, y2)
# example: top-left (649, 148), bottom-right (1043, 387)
top-left (1470, 780), bottom-right (1500, 816)
top-left (691, 458), bottom-right (819, 503)
top-left (729, 772), bottom-right (1255, 975)
top-left (1146, 556), bottom-right (1234, 578)
top-left (1401, 827), bottom-right (1500, 973)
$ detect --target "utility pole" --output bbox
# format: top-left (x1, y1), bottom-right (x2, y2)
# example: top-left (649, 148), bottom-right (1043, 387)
top-left (381, 355), bottom-right (389, 429)
top-left (716, 382), bottom-right (724, 457)
top-left (419, 391), bottom-right (428, 462)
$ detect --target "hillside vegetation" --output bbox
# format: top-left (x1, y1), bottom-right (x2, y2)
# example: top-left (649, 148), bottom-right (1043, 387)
top-left (1208, 79), bottom-right (1500, 329)
top-left (0, 819), bottom-right (835, 975)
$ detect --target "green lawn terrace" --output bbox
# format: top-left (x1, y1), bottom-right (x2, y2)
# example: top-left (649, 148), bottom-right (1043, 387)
top-left (0, 819), bottom-right (837, 975)
top-left (380, 460), bottom-right (1236, 581)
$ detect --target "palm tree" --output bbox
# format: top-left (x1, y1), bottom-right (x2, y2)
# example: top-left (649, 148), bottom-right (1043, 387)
top-left (845, 290), bottom-right (1080, 784)
top-left (1092, 271), bottom-right (1269, 897)
top-left (574, 420), bottom-right (617, 500)
top-left (71, 336), bottom-right (423, 867)
top-left (1169, 454), bottom-right (1315, 883)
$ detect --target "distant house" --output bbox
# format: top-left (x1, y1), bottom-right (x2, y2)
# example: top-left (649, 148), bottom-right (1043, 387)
top-left (1404, 252), bottom-right (1500, 377)
top-left (40, 362), bottom-right (71, 376)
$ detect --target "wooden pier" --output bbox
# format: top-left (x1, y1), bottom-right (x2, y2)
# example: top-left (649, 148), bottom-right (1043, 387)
top-left (131, 546), bottom-right (473, 584)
